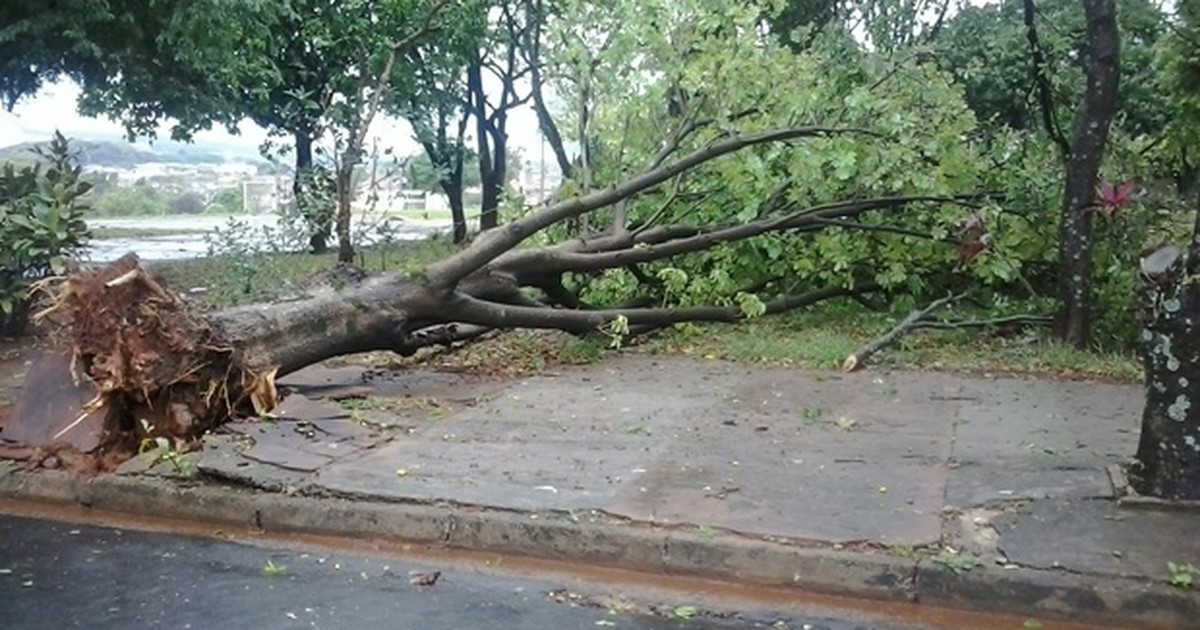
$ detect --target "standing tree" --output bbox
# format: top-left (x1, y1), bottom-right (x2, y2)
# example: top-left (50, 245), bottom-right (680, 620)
top-left (1029, 0), bottom-right (1120, 347)
top-left (2, 0), bottom-right (479, 255)
top-left (322, 0), bottom-right (463, 263)
top-left (405, 59), bottom-right (476, 243)
top-left (468, 0), bottom-right (536, 231)
top-left (519, 0), bottom-right (574, 181)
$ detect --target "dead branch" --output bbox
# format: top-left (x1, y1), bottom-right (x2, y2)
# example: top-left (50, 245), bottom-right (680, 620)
top-left (841, 292), bottom-right (963, 372)
top-left (907, 314), bottom-right (1052, 331)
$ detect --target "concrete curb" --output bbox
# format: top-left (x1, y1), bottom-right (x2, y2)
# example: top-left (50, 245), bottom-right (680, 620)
top-left (1, 468), bottom-right (1195, 628)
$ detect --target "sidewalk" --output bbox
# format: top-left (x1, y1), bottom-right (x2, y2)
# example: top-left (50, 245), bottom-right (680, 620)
top-left (2, 353), bottom-right (1198, 627)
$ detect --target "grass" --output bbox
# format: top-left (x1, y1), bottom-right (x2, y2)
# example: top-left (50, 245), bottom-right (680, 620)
top-left (638, 307), bottom-right (1141, 382)
top-left (152, 238), bottom-right (460, 310)
top-left (152, 247), bottom-right (1142, 382)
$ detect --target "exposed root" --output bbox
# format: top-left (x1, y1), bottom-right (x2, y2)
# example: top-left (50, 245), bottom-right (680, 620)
top-left (37, 254), bottom-right (277, 459)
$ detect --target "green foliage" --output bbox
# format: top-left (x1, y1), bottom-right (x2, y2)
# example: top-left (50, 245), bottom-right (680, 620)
top-left (553, 0), bottom-right (995, 319)
top-left (403, 151), bottom-right (482, 192)
top-left (91, 185), bottom-right (168, 217)
top-left (1154, 0), bottom-right (1200, 181)
top-left (934, 0), bottom-right (1169, 139)
top-left (1168, 561), bottom-right (1197, 589)
top-left (931, 550), bottom-right (982, 574)
top-left (206, 186), bottom-right (246, 215)
top-left (0, 132), bottom-right (91, 335)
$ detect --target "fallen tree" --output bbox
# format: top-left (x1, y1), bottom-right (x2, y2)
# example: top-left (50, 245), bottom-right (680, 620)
top-left (38, 125), bottom-right (980, 459)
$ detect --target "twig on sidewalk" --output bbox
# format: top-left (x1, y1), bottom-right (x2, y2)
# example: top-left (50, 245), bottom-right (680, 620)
top-left (841, 293), bottom-right (962, 372)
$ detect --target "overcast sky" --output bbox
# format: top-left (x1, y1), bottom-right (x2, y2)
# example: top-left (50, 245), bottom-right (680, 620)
top-left (0, 78), bottom-right (548, 162)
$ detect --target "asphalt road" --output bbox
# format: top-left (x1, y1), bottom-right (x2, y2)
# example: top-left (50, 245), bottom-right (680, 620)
top-left (0, 513), bottom-right (921, 630)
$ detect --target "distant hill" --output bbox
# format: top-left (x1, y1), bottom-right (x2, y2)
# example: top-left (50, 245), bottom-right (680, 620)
top-left (0, 137), bottom-right (262, 169)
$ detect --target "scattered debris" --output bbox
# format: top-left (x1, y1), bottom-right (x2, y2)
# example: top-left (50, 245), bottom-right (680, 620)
top-left (408, 570), bottom-right (441, 587)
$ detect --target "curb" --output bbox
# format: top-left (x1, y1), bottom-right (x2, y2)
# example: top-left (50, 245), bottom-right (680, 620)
top-left (1, 468), bottom-right (1195, 628)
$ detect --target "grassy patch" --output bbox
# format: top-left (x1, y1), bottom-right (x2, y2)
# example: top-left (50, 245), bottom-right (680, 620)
top-left (152, 238), bottom-right (460, 309)
top-left (640, 305), bottom-right (1141, 382)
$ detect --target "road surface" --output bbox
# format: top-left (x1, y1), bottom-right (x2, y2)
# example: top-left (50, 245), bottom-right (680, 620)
top-left (0, 513), bottom-right (920, 630)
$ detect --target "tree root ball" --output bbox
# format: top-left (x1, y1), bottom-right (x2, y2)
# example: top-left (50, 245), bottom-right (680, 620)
top-left (40, 254), bottom-right (276, 457)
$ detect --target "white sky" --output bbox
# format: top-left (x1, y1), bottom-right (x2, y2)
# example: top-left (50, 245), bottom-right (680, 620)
top-left (0, 79), bottom-right (547, 163)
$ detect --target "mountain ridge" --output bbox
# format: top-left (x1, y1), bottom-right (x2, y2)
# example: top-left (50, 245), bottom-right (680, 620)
top-left (0, 136), bottom-right (264, 169)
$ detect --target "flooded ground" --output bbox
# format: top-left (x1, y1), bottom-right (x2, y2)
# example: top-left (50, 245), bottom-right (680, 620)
top-left (86, 214), bottom-right (448, 262)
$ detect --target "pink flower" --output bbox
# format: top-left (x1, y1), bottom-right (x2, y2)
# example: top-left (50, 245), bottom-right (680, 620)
top-left (958, 213), bottom-right (984, 235)
top-left (1095, 179), bottom-right (1135, 217)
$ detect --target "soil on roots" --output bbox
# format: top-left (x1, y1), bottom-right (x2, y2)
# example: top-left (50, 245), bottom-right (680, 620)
top-left (41, 253), bottom-right (276, 462)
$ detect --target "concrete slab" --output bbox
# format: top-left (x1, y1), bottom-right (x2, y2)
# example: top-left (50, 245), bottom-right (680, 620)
top-left (278, 364), bottom-right (493, 401)
top-left (996, 498), bottom-right (1200, 579)
top-left (944, 376), bottom-right (1140, 506)
top-left (197, 434), bottom-right (310, 491)
top-left (951, 377), bottom-right (1140, 465)
top-left (315, 358), bottom-right (957, 545)
top-left (315, 439), bottom-right (649, 509)
top-left (2, 351), bottom-right (104, 452)
top-left (945, 464), bottom-right (1113, 506)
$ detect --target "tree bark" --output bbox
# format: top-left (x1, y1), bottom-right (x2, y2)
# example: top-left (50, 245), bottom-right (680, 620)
top-left (444, 176), bottom-right (468, 243)
top-left (468, 62), bottom-right (503, 232)
top-left (524, 0), bottom-right (573, 181)
top-left (479, 122), bottom-right (507, 231)
top-left (334, 161), bottom-right (355, 264)
top-left (1053, 0), bottom-right (1119, 348)
top-left (209, 271), bottom-right (439, 375)
top-left (1134, 244), bottom-right (1200, 499)
top-left (293, 130), bottom-right (331, 254)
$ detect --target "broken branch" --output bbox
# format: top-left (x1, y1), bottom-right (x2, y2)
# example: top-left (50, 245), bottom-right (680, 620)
top-left (842, 292), bottom-right (963, 372)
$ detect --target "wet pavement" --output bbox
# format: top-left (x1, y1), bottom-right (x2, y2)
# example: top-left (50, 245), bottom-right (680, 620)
top-left (2, 352), bottom-right (1198, 626)
top-left (0, 512), bottom-right (921, 630)
top-left (226, 356), bottom-right (1148, 547)
top-left (175, 355), bottom-right (1197, 586)
top-left (86, 215), bottom-right (444, 262)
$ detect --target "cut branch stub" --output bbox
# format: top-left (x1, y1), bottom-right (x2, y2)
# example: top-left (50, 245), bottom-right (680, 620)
top-left (1134, 243), bottom-right (1200, 499)
top-left (41, 254), bottom-right (273, 454)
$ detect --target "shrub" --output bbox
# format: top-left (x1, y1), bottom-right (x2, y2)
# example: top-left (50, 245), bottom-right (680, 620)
top-left (0, 132), bottom-right (91, 336)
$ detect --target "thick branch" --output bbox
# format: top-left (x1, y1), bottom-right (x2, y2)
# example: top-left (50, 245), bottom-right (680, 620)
top-left (495, 196), bottom-right (974, 276)
top-left (445, 282), bottom-right (874, 335)
top-left (423, 127), bottom-right (870, 291)
top-left (209, 274), bottom-right (439, 375)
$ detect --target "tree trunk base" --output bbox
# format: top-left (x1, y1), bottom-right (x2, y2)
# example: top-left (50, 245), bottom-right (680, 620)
top-left (39, 254), bottom-right (276, 458)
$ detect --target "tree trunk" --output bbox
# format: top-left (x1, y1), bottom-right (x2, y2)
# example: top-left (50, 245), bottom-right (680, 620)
top-left (1053, 0), bottom-right (1119, 348)
top-left (294, 130), bottom-right (332, 254)
top-left (444, 176), bottom-right (468, 243)
top-left (468, 62), bottom-right (499, 232)
top-left (335, 161), bottom-right (355, 264)
top-left (530, 58), bottom-right (572, 181)
top-left (1134, 244), bottom-right (1200, 499)
top-left (419, 118), bottom-right (468, 243)
top-left (209, 271), bottom-right (438, 375)
top-left (480, 123), bottom-right (506, 231)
